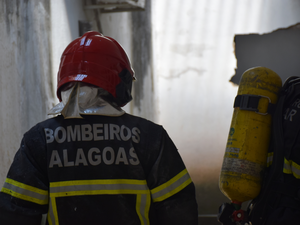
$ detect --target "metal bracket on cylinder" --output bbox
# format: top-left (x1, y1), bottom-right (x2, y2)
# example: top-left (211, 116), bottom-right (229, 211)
top-left (234, 94), bottom-right (273, 115)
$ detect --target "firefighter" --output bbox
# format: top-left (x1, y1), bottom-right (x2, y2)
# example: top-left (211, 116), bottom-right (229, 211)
top-left (0, 31), bottom-right (198, 225)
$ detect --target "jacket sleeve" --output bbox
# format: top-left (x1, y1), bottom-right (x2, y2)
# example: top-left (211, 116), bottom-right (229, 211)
top-left (147, 129), bottom-right (198, 225)
top-left (0, 125), bottom-right (48, 225)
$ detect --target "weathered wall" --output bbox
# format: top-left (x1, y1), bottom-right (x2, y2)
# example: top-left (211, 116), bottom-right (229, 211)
top-left (0, 0), bottom-right (53, 186)
top-left (97, 12), bottom-right (133, 114)
top-left (50, 0), bottom-right (88, 100)
top-left (131, 0), bottom-right (155, 121)
top-left (100, 0), bottom-right (155, 121)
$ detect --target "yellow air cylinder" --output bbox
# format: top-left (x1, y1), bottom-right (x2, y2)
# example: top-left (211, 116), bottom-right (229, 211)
top-left (219, 67), bottom-right (282, 205)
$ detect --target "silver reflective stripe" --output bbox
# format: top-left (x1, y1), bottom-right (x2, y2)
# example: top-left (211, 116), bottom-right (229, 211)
top-left (50, 183), bottom-right (148, 194)
top-left (284, 161), bottom-right (291, 171)
top-left (48, 198), bottom-right (56, 225)
top-left (2, 179), bottom-right (48, 205)
top-left (151, 169), bottom-right (192, 202)
top-left (137, 194), bottom-right (151, 225)
top-left (283, 158), bottom-right (300, 179)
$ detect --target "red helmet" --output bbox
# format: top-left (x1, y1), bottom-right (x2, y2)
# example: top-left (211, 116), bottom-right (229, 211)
top-left (57, 31), bottom-right (135, 106)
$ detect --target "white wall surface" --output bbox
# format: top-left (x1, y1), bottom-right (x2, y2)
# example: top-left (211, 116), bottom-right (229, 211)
top-left (0, 0), bottom-right (53, 185)
top-left (99, 12), bottom-right (133, 114)
top-left (152, 0), bottom-right (300, 213)
top-left (50, 0), bottom-right (87, 101)
top-left (0, 0), bottom-right (89, 187)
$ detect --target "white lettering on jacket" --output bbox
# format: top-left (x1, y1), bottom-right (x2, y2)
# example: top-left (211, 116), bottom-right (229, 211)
top-left (49, 147), bottom-right (140, 168)
top-left (284, 98), bottom-right (300, 122)
top-left (44, 124), bottom-right (141, 144)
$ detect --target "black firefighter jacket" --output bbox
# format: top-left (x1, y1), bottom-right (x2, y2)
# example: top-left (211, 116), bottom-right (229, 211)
top-left (0, 114), bottom-right (198, 225)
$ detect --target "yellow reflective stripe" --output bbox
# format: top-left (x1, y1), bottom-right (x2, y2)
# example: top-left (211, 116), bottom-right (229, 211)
top-left (48, 197), bottom-right (59, 225)
top-left (5, 178), bottom-right (48, 195)
top-left (264, 153), bottom-right (300, 179)
top-left (50, 179), bottom-right (149, 197)
top-left (151, 169), bottom-right (192, 202)
top-left (136, 194), bottom-right (143, 223)
top-left (136, 194), bottom-right (151, 225)
top-left (51, 189), bottom-right (148, 197)
top-left (283, 159), bottom-right (292, 174)
top-left (151, 169), bottom-right (188, 193)
top-left (1, 178), bottom-right (48, 205)
top-left (283, 158), bottom-right (300, 179)
top-left (47, 211), bottom-right (52, 225)
top-left (1, 187), bottom-right (47, 205)
top-left (50, 179), bottom-right (147, 187)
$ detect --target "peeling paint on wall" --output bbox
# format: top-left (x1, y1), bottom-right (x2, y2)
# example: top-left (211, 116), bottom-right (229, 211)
top-left (131, 0), bottom-right (155, 121)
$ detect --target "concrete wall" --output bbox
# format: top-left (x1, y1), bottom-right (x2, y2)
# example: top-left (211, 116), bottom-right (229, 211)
top-left (0, 0), bottom-right (53, 186)
top-left (100, 0), bottom-right (155, 121)
top-left (50, 0), bottom-right (88, 100)
top-left (98, 12), bottom-right (134, 114)
top-left (131, 0), bottom-right (155, 121)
